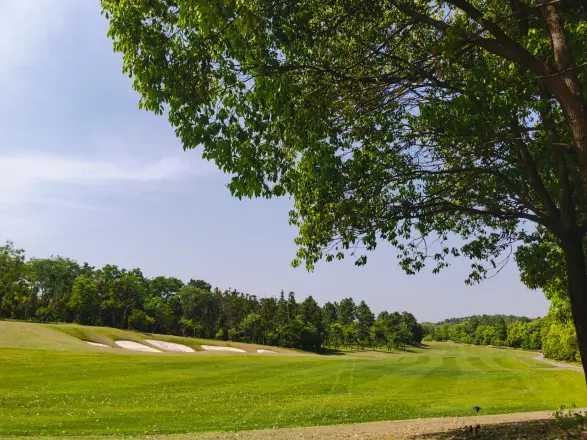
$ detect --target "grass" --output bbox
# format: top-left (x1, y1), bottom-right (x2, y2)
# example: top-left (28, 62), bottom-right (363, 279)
top-left (0, 321), bottom-right (586, 438)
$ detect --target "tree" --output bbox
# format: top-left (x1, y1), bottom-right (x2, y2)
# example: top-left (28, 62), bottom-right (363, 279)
top-left (187, 279), bottom-right (212, 292)
top-left (68, 274), bottom-right (100, 325)
top-left (179, 286), bottom-right (217, 338)
top-left (337, 298), bottom-right (357, 326)
top-left (322, 302), bottom-right (338, 328)
top-left (27, 257), bottom-right (81, 322)
top-left (239, 313), bottom-right (262, 343)
top-left (370, 321), bottom-right (387, 349)
top-left (343, 322), bottom-right (358, 349)
top-left (128, 309), bottom-right (154, 332)
top-left (299, 295), bottom-right (324, 348)
top-left (328, 323), bottom-right (345, 349)
top-left (102, 0), bottom-right (587, 378)
top-left (387, 333), bottom-right (400, 352)
top-left (150, 276), bottom-right (184, 301)
top-left (356, 301), bottom-right (375, 348)
top-left (0, 241), bottom-right (31, 319)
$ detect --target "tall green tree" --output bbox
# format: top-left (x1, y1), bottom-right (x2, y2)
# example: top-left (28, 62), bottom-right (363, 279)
top-left (68, 274), bottom-right (100, 325)
top-left (337, 298), bottom-right (357, 326)
top-left (27, 257), bottom-right (81, 322)
top-left (0, 241), bottom-right (31, 319)
top-left (239, 312), bottom-right (263, 343)
top-left (299, 296), bottom-right (324, 337)
top-left (102, 0), bottom-right (587, 377)
top-left (356, 301), bottom-right (375, 348)
top-left (328, 323), bottom-right (345, 349)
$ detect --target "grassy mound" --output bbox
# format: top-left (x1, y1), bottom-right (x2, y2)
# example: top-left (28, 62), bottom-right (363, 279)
top-left (0, 321), bottom-right (286, 354)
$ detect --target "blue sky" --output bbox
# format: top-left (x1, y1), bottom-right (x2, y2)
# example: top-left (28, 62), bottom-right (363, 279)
top-left (0, 0), bottom-right (548, 322)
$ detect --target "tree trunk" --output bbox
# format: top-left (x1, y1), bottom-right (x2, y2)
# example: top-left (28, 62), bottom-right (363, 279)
top-left (539, 1), bottom-right (587, 192)
top-left (562, 233), bottom-right (587, 380)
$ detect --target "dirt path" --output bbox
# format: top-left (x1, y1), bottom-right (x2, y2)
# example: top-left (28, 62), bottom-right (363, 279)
top-left (189, 409), bottom-right (586, 439)
top-left (535, 353), bottom-right (583, 372)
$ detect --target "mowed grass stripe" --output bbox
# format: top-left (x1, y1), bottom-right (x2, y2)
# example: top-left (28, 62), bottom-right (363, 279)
top-left (466, 357), bottom-right (496, 372)
top-left (1, 323), bottom-right (586, 436)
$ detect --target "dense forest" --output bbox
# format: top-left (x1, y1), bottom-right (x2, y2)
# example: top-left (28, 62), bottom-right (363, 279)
top-left (0, 241), bottom-right (423, 352)
top-left (423, 314), bottom-right (580, 363)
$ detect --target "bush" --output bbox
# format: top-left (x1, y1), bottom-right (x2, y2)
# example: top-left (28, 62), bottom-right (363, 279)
top-left (542, 321), bottom-right (580, 362)
top-left (128, 309), bottom-right (154, 332)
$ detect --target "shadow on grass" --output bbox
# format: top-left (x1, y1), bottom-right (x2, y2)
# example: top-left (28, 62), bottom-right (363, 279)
top-left (419, 419), bottom-right (585, 440)
top-left (319, 348), bottom-right (346, 356)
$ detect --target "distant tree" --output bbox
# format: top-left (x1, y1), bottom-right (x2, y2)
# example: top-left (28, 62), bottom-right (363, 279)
top-left (286, 292), bottom-right (298, 321)
top-left (387, 333), bottom-right (400, 352)
top-left (328, 323), bottom-right (345, 349)
top-left (68, 274), bottom-right (100, 325)
top-left (127, 309), bottom-right (154, 332)
top-left (187, 279), bottom-right (212, 292)
top-left (150, 276), bottom-right (184, 301)
top-left (0, 241), bottom-right (31, 319)
top-left (143, 295), bottom-right (175, 334)
top-left (27, 256), bottom-right (82, 322)
top-left (495, 317), bottom-right (508, 343)
top-left (179, 286), bottom-right (217, 338)
top-left (239, 313), bottom-right (262, 344)
top-left (337, 298), bottom-right (357, 326)
top-left (322, 302), bottom-right (338, 328)
top-left (343, 322), bottom-right (358, 349)
top-left (356, 301), bottom-right (375, 348)
top-left (399, 312), bottom-right (421, 344)
top-left (285, 315), bottom-right (305, 348)
top-left (259, 297), bottom-right (278, 345)
top-left (370, 320), bottom-right (387, 349)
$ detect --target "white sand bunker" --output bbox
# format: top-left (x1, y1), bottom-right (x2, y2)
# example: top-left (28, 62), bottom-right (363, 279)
top-left (115, 340), bottom-right (161, 352)
top-left (145, 339), bottom-right (194, 352)
top-left (86, 341), bottom-right (109, 348)
top-left (257, 349), bottom-right (276, 353)
top-left (201, 345), bottom-right (245, 353)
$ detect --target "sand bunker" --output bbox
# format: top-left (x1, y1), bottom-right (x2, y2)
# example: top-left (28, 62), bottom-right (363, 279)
top-left (86, 341), bottom-right (109, 348)
top-left (115, 340), bottom-right (162, 352)
top-left (201, 345), bottom-right (246, 353)
top-left (257, 349), bottom-right (276, 353)
top-left (145, 339), bottom-right (194, 352)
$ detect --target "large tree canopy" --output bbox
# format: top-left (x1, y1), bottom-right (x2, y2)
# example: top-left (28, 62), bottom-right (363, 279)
top-left (101, 0), bottom-right (587, 376)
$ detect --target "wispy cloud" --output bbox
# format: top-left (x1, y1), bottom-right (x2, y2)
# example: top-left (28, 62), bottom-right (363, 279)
top-left (0, 154), bottom-right (207, 205)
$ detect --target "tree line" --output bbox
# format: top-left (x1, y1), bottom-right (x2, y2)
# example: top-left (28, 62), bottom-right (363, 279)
top-left (423, 313), bottom-right (580, 363)
top-left (0, 241), bottom-right (423, 352)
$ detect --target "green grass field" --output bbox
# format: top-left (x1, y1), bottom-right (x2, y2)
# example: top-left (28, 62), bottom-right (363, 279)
top-left (0, 321), bottom-right (585, 438)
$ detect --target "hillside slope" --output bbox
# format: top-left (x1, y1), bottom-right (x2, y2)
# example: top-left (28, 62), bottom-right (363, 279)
top-left (0, 320), bottom-right (292, 354)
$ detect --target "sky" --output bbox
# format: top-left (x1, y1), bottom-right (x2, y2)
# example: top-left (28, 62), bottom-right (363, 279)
top-left (0, 0), bottom-right (549, 322)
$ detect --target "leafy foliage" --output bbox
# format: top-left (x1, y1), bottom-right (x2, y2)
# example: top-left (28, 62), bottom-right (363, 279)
top-left (424, 312), bottom-right (580, 363)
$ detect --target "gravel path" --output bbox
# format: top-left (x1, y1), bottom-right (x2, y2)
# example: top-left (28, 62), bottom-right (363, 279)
top-left (535, 353), bottom-right (583, 372)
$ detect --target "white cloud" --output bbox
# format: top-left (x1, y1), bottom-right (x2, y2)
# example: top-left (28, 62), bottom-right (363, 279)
top-left (0, 154), bottom-right (204, 205)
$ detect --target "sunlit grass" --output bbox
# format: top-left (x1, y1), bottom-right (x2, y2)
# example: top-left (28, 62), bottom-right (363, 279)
top-left (0, 322), bottom-right (585, 437)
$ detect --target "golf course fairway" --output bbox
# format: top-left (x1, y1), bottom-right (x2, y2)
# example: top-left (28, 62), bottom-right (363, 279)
top-left (0, 321), bottom-right (585, 437)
